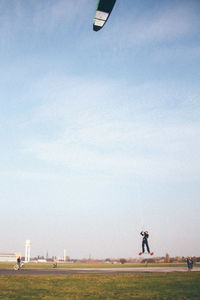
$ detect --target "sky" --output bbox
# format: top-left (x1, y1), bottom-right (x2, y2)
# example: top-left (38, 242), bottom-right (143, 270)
top-left (0, 0), bottom-right (200, 259)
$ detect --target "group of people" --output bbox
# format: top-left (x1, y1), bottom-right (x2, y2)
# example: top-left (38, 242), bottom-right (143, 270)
top-left (15, 232), bottom-right (194, 271)
top-left (139, 231), bottom-right (194, 271)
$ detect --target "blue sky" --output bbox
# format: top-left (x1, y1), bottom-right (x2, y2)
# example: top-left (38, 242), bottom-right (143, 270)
top-left (0, 0), bottom-right (200, 259)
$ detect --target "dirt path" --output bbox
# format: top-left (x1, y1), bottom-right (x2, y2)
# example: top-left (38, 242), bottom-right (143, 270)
top-left (0, 267), bottom-right (200, 275)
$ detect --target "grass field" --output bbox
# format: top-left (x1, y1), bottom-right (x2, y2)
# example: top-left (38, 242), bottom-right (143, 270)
top-left (0, 272), bottom-right (199, 299)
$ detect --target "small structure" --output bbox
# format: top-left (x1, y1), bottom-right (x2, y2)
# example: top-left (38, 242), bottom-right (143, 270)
top-left (64, 249), bottom-right (66, 262)
top-left (0, 252), bottom-right (21, 262)
top-left (25, 240), bottom-right (31, 262)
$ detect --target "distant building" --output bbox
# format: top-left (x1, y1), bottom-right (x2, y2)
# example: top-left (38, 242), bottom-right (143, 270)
top-left (0, 252), bottom-right (21, 262)
top-left (37, 259), bottom-right (47, 263)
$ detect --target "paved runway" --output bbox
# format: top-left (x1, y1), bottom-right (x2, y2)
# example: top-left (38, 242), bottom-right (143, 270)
top-left (0, 267), bottom-right (200, 275)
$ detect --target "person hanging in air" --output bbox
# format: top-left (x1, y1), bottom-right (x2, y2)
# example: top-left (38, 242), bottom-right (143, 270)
top-left (139, 231), bottom-right (154, 255)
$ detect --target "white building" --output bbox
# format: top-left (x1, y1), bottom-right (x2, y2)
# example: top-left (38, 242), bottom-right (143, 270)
top-left (0, 252), bottom-right (21, 262)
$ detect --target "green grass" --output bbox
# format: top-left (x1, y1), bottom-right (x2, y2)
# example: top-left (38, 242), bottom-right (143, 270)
top-left (1, 262), bottom-right (198, 269)
top-left (0, 273), bottom-right (199, 299)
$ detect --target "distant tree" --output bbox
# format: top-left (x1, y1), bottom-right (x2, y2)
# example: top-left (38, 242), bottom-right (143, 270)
top-left (141, 258), bottom-right (155, 264)
top-left (120, 258), bottom-right (127, 264)
top-left (165, 253), bottom-right (170, 263)
top-left (192, 257), bottom-right (197, 263)
top-left (65, 256), bottom-right (70, 261)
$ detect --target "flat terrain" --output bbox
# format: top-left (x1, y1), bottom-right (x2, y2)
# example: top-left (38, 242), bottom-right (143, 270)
top-left (0, 272), bottom-right (200, 299)
top-left (1, 262), bottom-right (200, 269)
top-left (0, 262), bottom-right (200, 275)
top-left (0, 266), bottom-right (200, 275)
top-left (0, 263), bottom-right (200, 275)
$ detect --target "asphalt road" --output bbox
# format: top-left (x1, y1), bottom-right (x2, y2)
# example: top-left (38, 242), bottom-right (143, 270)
top-left (0, 267), bottom-right (200, 275)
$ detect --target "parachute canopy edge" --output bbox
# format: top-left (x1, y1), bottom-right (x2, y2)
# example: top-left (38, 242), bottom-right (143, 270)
top-left (93, 0), bottom-right (116, 32)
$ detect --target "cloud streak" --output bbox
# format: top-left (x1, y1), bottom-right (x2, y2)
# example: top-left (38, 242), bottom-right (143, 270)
top-left (19, 74), bottom-right (200, 183)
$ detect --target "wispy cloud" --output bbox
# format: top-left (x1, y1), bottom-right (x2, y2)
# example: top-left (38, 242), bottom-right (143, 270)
top-left (19, 74), bottom-right (200, 183)
top-left (22, 122), bottom-right (200, 181)
top-left (132, 5), bottom-right (197, 43)
top-left (32, 0), bottom-right (92, 32)
top-left (0, 0), bottom-right (92, 43)
top-left (1, 170), bottom-right (59, 181)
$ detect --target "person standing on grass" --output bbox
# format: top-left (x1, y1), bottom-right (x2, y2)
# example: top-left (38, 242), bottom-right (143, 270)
top-left (17, 256), bottom-right (21, 270)
top-left (186, 257), bottom-right (194, 271)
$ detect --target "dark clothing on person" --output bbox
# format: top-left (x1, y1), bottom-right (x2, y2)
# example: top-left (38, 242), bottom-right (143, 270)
top-left (141, 231), bottom-right (149, 241)
top-left (141, 231), bottom-right (150, 253)
top-left (186, 258), bottom-right (193, 270)
top-left (17, 257), bottom-right (21, 269)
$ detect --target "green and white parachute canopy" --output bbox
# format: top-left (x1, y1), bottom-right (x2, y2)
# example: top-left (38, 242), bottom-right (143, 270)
top-left (93, 0), bottom-right (116, 31)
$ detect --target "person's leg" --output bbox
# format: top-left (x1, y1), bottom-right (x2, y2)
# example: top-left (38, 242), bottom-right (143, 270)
top-left (142, 240), bottom-right (145, 253)
top-left (146, 241), bottom-right (150, 253)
